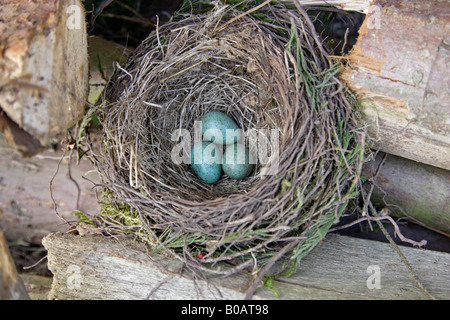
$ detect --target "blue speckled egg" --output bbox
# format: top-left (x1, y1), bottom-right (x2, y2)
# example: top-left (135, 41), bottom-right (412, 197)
top-left (190, 141), bottom-right (222, 184)
top-left (222, 143), bottom-right (254, 180)
top-left (201, 111), bottom-right (241, 145)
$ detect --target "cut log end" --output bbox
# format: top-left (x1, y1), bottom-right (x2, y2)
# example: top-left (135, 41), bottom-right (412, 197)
top-left (0, 0), bottom-right (89, 156)
top-left (341, 0), bottom-right (450, 171)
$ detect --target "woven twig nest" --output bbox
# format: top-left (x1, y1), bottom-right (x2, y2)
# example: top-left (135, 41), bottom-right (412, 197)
top-left (89, 0), bottom-right (365, 296)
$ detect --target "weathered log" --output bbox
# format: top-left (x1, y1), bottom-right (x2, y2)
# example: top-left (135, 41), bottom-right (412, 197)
top-left (0, 229), bottom-right (30, 300)
top-left (42, 232), bottom-right (450, 300)
top-left (362, 152), bottom-right (450, 236)
top-left (0, 36), bottom-right (127, 245)
top-left (341, 0), bottom-right (450, 171)
top-left (0, 135), bottom-right (100, 245)
top-left (0, 0), bottom-right (89, 157)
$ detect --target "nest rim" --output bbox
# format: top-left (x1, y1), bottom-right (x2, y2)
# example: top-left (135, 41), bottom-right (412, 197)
top-left (86, 0), bottom-right (366, 293)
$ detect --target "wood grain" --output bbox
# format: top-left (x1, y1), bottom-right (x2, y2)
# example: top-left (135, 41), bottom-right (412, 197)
top-left (341, 0), bottom-right (450, 170)
top-left (43, 232), bottom-right (450, 300)
top-left (0, 0), bottom-right (89, 156)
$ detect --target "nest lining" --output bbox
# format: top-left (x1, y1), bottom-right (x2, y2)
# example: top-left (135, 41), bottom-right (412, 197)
top-left (88, 0), bottom-right (365, 293)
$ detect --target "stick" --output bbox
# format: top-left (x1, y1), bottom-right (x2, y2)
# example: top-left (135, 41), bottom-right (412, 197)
top-left (369, 202), bottom-right (435, 300)
top-left (216, 0), bottom-right (273, 32)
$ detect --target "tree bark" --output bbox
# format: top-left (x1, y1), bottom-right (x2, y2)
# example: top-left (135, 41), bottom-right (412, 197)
top-left (341, 0), bottom-right (450, 171)
top-left (0, 0), bottom-right (89, 157)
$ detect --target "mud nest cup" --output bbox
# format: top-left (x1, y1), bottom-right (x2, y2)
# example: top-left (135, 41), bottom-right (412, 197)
top-left (91, 1), bottom-right (365, 293)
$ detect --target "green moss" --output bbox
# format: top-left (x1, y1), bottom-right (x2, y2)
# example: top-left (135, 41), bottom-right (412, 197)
top-left (98, 190), bottom-right (157, 246)
top-left (73, 210), bottom-right (96, 226)
top-left (264, 276), bottom-right (281, 298)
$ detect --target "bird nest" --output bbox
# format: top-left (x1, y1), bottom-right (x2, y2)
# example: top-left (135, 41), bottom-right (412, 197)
top-left (85, 0), bottom-right (365, 297)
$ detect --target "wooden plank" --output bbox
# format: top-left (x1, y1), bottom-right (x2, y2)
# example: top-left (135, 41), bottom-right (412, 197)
top-left (42, 232), bottom-right (450, 300)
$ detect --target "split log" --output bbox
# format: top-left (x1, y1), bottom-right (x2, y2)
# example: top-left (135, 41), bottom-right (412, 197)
top-left (362, 152), bottom-right (450, 236)
top-left (43, 232), bottom-right (450, 300)
top-left (0, 229), bottom-right (30, 300)
top-left (341, 0), bottom-right (450, 171)
top-left (0, 0), bottom-right (89, 157)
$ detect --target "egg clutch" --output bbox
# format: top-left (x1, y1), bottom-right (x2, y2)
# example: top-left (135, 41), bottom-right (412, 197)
top-left (190, 111), bottom-right (254, 184)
